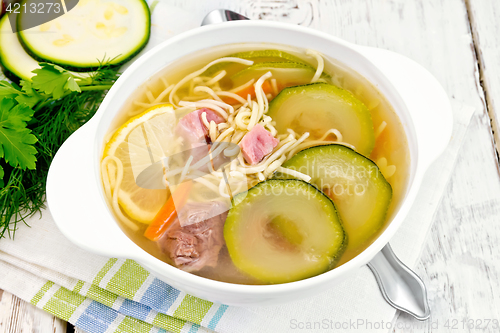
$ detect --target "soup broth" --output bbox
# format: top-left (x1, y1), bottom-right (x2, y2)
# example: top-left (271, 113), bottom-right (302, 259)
top-left (101, 43), bottom-right (410, 284)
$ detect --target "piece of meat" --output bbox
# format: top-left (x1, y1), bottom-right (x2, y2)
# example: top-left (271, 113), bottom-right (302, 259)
top-left (239, 124), bottom-right (279, 165)
top-left (175, 108), bottom-right (225, 146)
top-left (160, 202), bottom-right (227, 272)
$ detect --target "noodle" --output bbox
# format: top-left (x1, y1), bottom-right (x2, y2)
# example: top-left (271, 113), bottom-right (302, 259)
top-left (229, 79), bottom-right (255, 93)
top-left (270, 79), bottom-right (279, 95)
top-left (145, 90), bottom-right (155, 103)
top-left (200, 110), bottom-right (210, 129)
top-left (276, 166), bottom-right (312, 182)
top-left (307, 49), bottom-right (325, 83)
top-left (375, 121), bottom-right (387, 139)
top-left (215, 91), bottom-right (247, 104)
top-left (169, 57), bottom-right (254, 106)
top-left (153, 84), bottom-right (174, 103)
top-left (205, 70), bottom-right (227, 86)
top-left (101, 156), bottom-right (139, 231)
top-left (194, 86), bottom-right (224, 103)
top-left (179, 155), bottom-right (194, 183)
top-left (209, 121), bottom-right (218, 142)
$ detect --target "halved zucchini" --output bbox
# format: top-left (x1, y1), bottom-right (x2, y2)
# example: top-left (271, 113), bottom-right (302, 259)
top-left (267, 83), bottom-right (375, 156)
top-left (279, 144), bottom-right (392, 249)
top-left (17, 0), bottom-right (150, 71)
top-left (0, 14), bottom-right (94, 81)
top-left (224, 179), bottom-right (346, 284)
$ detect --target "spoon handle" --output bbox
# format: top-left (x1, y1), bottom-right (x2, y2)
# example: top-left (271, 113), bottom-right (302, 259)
top-left (367, 244), bottom-right (431, 320)
top-left (201, 9), bottom-right (249, 26)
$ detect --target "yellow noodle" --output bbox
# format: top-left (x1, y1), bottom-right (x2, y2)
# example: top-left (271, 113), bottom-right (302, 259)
top-left (217, 122), bottom-right (230, 131)
top-left (179, 101), bottom-right (228, 119)
top-left (270, 78), bottom-right (279, 95)
top-left (215, 91), bottom-right (247, 105)
top-left (216, 127), bottom-right (235, 142)
top-left (375, 121), bottom-right (387, 139)
top-left (276, 166), bottom-right (311, 182)
top-left (194, 86), bottom-right (224, 102)
top-left (307, 49), bottom-right (325, 83)
top-left (146, 90), bottom-right (155, 103)
top-left (193, 176), bottom-right (220, 193)
top-left (205, 70), bottom-right (226, 86)
top-left (102, 156), bottom-right (139, 231)
top-left (230, 130), bottom-right (245, 144)
top-left (263, 156), bottom-right (286, 178)
top-left (153, 84), bottom-right (174, 103)
top-left (318, 128), bottom-right (342, 142)
top-left (178, 155), bottom-right (194, 184)
top-left (169, 57), bottom-right (254, 106)
top-left (160, 76), bottom-right (169, 88)
top-left (229, 79), bottom-right (255, 93)
top-left (209, 121), bottom-right (218, 142)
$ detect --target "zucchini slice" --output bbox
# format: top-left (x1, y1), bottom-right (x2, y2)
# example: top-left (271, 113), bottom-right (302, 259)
top-left (267, 83), bottom-right (375, 156)
top-left (230, 62), bottom-right (329, 89)
top-left (17, 0), bottom-right (150, 71)
top-left (279, 144), bottom-right (392, 249)
top-left (224, 179), bottom-right (346, 284)
top-left (0, 14), bottom-right (36, 81)
top-left (0, 14), bottom-right (94, 81)
top-left (204, 49), bottom-right (309, 77)
top-left (229, 49), bottom-right (307, 64)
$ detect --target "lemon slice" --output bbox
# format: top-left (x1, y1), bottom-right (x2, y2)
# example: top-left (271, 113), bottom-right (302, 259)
top-left (103, 104), bottom-right (177, 224)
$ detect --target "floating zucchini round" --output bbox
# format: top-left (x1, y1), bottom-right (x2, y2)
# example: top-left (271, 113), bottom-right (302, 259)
top-left (204, 49), bottom-right (309, 77)
top-left (224, 179), bottom-right (346, 284)
top-left (268, 83), bottom-right (375, 156)
top-left (279, 144), bottom-right (392, 249)
top-left (230, 62), bottom-right (329, 89)
top-left (17, 0), bottom-right (151, 71)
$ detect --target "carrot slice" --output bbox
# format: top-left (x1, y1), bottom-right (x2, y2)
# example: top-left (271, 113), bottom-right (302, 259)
top-left (144, 180), bottom-right (192, 241)
top-left (222, 80), bottom-right (275, 104)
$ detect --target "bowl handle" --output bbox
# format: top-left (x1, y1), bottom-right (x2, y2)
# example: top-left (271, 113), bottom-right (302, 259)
top-left (355, 46), bottom-right (453, 170)
top-left (47, 121), bottom-right (143, 259)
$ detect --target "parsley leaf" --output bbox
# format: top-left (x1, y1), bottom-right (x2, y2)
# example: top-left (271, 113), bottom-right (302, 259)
top-left (16, 81), bottom-right (43, 108)
top-left (32, 63), bottom-right (81, 99)
top-left (0, 80), bottom-right (43, 108)
top-left (0, 81), bottom-right (22, 100)
top-left (0, 98), bottom-right (38, 171)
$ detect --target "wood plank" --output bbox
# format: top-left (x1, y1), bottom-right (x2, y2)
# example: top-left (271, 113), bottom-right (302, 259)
top-left (466, 0), bottom-right (500, 155)
top-left (0, 289), bottom-right (67, 333)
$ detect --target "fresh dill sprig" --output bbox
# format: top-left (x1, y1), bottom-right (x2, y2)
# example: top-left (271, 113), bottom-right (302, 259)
top-left (0, 62), bottom-right (120, 239)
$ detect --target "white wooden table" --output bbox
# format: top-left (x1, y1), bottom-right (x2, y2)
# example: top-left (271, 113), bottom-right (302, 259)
top-left (2, 0), bottom-right (500, 332)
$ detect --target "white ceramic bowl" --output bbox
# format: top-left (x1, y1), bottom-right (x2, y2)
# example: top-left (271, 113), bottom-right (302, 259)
top-left (47, 21), bottom-right (452, 306)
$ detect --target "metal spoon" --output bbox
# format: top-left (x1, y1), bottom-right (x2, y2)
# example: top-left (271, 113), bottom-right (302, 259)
top-left (200, 9), bottom-right (431, 321)
top-left (201, 9), bottom-right (249, 26)
top-left (367, 244), bottom-right (431, 320)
